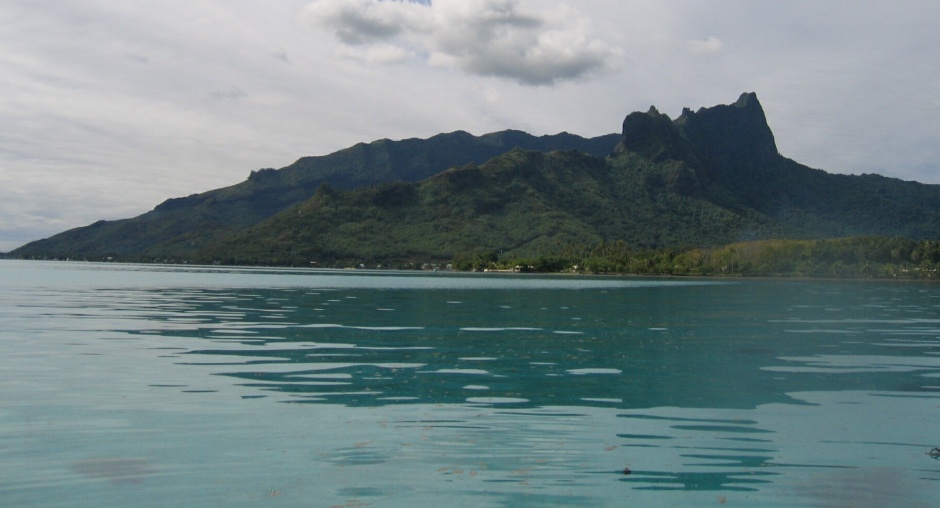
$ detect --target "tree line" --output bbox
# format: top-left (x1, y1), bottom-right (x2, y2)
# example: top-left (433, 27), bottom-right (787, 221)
top-left (454, 237), bottom-right (940, 279)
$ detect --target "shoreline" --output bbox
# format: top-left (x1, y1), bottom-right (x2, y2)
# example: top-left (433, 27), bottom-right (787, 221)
top-left (3, 257), bottom-right (937, 283)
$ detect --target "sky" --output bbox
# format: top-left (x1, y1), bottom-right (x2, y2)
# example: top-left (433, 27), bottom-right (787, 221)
top-left (2, 0), bottom-right (939, 252)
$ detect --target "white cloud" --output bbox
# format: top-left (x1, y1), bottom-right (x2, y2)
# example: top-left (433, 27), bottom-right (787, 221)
top-left (366, 43), bottom-right (410, 64)
top-left (474, 85), bottom-right (501, 103)
top-left (304, 0), bottom-right (617, 85)
top-left (336, 42), bottom-right (411, 64)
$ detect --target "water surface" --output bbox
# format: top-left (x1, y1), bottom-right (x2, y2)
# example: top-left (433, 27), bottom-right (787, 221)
top-left (1, 261), bottom-right (938, 506)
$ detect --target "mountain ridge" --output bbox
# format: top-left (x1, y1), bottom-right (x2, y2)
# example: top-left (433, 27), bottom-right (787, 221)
top-left (12, 93), bottom-right (940, 266)
top-left (11, 129), bottom-right (620, 258)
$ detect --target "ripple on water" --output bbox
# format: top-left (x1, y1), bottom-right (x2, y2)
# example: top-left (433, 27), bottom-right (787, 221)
top-left (466, 397), bottom-right (529, 404)
top-left (426, 369), bottom-right (490, 375)
top-left (763, 354), bottom-right (940, 374)
top-left (460, 327), bottom-right (542, 332)
top-left (71, 458), bottom-right (153, 485)
top-left (350, 326), bottom-right (424, 331)
top-left (581, 398), bottom-right (622, 404)
top-left (567, 368), bottom-right (622, 375)
top-left (300, 324), bottom-right (423, 331)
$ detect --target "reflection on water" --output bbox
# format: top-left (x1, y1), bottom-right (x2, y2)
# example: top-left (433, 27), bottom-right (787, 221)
top-left (128, 282), bottom-right (940, 410)
top-left (71, 458), bottom-right (153, 485)
top-left (1, 261), bottom-right (939, 506)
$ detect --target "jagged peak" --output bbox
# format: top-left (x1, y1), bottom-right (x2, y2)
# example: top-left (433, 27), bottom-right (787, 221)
top-left (734, 91), bottom-right (759, 107)
top-left (679, 92), bottom-right (777, 166)
top-left (675, 92), bottom-right (762, 120)
top-left (646, 105), bottom-right (666, 117)
top-left (615, 92), bottom-right (778, 172)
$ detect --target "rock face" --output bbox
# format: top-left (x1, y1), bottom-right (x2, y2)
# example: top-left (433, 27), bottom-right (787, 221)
top-left (679, 92), bottom-right (779, 174)
top-left (616, 92), bottom-right (778, 178)
top-left (615, 106), bottom-right (700, 165)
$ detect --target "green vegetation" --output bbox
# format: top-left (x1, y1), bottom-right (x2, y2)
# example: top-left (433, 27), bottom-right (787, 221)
top-left (10, 130), bottom-right (619, 261)
top-left (11, 92), bottom-right (940, 281)
top-left (461, 237), bottom-right (940, 279)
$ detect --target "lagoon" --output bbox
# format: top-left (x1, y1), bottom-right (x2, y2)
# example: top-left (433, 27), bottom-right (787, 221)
top-left (1, 260), bottom-right (938, 506)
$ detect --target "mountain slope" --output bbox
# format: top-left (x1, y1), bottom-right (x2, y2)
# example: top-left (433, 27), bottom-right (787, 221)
top-left (11, 130), bottom-right (619, 259)
top-left (12, 93), bottom-right (940, 265)
top-left (194, 148), bottom-right (756, 265)
top-left (190, 93), bottom-right (940, 266)
top-left (614, 93), bottom-right (940, 239)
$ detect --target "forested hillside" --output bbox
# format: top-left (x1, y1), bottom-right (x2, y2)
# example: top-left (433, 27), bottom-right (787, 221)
top-left (12, 93), bottom-right (940, 276)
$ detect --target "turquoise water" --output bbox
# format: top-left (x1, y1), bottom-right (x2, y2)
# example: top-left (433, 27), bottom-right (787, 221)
top-left (1, 260), bottom-right (938, 506)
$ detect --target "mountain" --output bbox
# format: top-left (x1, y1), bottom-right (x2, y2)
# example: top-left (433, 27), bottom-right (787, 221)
top-left (10, 130), bottom-right (619, 260)
top-left (12, 93), bottom-right (940, 266)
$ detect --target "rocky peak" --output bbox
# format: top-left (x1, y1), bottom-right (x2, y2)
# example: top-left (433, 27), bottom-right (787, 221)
top-left (678, 92), bottom-right (778, 170)
top-left (615, 92), bottom-right (779, 177)
top-left (614, 104), bottom-right (700, 166)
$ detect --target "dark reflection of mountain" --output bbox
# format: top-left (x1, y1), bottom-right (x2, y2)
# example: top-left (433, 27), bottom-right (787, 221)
top-left (133, 281), bottom-right (940, 409)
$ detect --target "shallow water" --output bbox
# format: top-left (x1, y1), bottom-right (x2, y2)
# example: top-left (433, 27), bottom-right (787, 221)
top-left (1, 261), bottom-right (938, 506)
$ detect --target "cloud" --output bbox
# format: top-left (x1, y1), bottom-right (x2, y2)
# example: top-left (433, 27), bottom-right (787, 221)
top-left (304, 0), bottom-right (617, 86)
top-left (366, 43), bottom-right (410, 64)
top-left (686, 36), bottom-right (723, 54)
top-left (209, 86), bottom-right (248, 100)
top-left (305, 0), bottom-right (429, 44)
